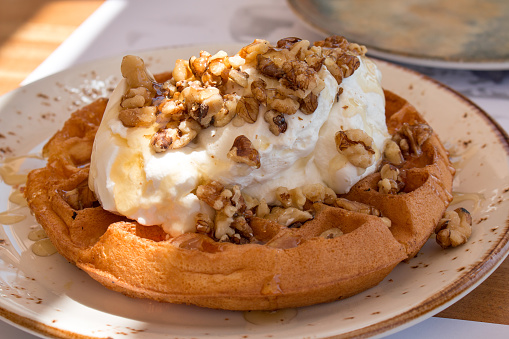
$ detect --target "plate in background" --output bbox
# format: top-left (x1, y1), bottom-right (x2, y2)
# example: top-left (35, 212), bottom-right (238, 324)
top-left (288, 0), bottom-right (509, 69)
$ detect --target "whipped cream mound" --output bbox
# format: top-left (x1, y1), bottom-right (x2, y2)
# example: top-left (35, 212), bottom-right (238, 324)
top-left (89, 38), bottom-right (389, 237)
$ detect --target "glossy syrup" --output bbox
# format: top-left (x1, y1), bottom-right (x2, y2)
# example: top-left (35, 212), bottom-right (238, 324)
top-left (1, 154), bottom-right (57, 256)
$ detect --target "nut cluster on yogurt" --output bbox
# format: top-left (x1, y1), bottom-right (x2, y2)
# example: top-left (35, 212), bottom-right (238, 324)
top-left (89, 36), bottom-right (390, 241)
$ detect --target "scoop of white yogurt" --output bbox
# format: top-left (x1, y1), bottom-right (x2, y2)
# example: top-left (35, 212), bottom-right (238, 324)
top-left (89, 53), bottom-right (388, 236)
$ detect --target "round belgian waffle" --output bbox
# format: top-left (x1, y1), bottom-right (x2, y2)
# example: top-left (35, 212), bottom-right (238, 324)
top-left (25, 89), bottom-right (454, 311)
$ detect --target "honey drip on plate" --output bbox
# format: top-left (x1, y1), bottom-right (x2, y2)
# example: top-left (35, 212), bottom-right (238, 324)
top-left (451, 191), bottom-right (485, 214)
top-left (0, 207), bottom-right (26, 224)
top-left (28, 229), bottom-right (48, 241)
top-left (0, 154), bottom-right (41, 185)
top-left (243, 308), bottom-right (298, 325)
top-left (9, 189), bottom-right (27, 206)
top-left (31, 238), bottom-right (57, 257)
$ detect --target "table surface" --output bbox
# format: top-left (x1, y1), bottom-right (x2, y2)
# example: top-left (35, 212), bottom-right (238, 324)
top-left (0, 0), bottom-right (508, 338)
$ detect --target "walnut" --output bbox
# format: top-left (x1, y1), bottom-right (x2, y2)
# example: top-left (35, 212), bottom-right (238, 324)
top-left (118, 106), bottom-right (157, 127)
top-left (196, 181), bottom-right (229, 210)
top-left (264, 110), bottom-right (287, 136)
top-left (196, 182), bottom-right (253, 241)
top-left (393, 123), bottom-right (433, 156)
top-left (239, 39), bottom-right (271, 63)
top-left (236, 96), bottom-right (259, 123)
top-left (266, 89), bottom-right (300, 115)
top-left (334, 198), bottom-right (380, 216)
top-left (335, 129), bottom-right (375, 168)
top-left (195, 213), bottom-right (214, 234)
top-left (280, 60), bottom-right (316, 91)
top-left (172, 58), bottom-right (193, 82)
top-left (181, 86), bottom-right (223, 127)
top-left (314, 35), bottom-right (350, 50)
top-left (227, 135), bottom-right (261, 168)
top-left (435, 208), bottom-right (473, 248)
top-left (256, 53), bottom-right (285, 79)
top-left (120, 55), bottom-right (155, 90)
top-left (265, 207), bottom-right (313, 227)
top-left (189, 51), bottom-right (210, 78)
top-left (377, 164), bottom-right (405, 194)
top-left (323, 56), bottom-right (343, 84)
top-left (383, 140), bottom-right (404, 165)
top-left (159, 99), bottom-right (186, 122)
top-left (302, 183), bottom-right (337, 205)
top-left (251, 79), bottom-right (267, 103)
top-left (300, 92), bottom-right (319, 114)
top-left (276, 37), bottom-right (302, 49)
top-left (231, 216), bottom-right (254, 239)
top-left (228, 69), bottom-right (249, 87)
top-left (336, 53), bottom-right (360, 78)
top-left (61, 180), bottom-right (96, 210)
top-left (319, 228), bottom-right (343, 239)
top-left (121, 87), bottom-right (152, 109)
top-left (201, 54), bottom-right (230, 87)
top-left (150, 119), bottom-right (201, 152)
top-left (213, 94), bottom-right (240, 127)
top-left (275, 184), bottom-right (336, 211)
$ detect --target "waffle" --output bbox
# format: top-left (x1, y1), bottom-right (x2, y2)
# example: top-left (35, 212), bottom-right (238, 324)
top-left (25, 87), bottom-right (454, 310)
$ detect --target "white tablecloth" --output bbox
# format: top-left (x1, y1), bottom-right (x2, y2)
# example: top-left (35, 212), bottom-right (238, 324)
top-left (3, 0), bottom-right (508, 337)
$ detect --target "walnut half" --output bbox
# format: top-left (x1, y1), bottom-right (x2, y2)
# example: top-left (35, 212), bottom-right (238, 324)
top-left (227, 135), bottom-right (261, 168)
top-left (335, 129), bottom-right (375, 169)
top-left (435, 208), bottom-right (473, 248)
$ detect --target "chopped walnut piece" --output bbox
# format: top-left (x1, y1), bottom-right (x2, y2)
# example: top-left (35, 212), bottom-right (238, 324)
top-left (266, 207), bottom-right (313, 227)
top-left (231, 216), bottom-right (254, 239)
top-left (335, 129), bottom-right (375, 168)
top-left (172, 59), bottom-right (193, 82)
top-left (334, 198), bottom-right (380, 216)
top-left (256, 53), bottom-right (285, 79)
top-left (319, 228), bottom-right (343, 239)
top-left (120, 55), bottom-right (155, 89)
top-left (227, 135), bottom-right (261, 168)
top-left (195, 213), bottom-right (214, 234)
top-left (435, 208), bottom-right (473, 248)
top-left (239, 39), bottom-right (271, 63)
top-left (228, 69), bottom-right (249, 87)
top-left (251, 79), bottom-right (267, 103)
top-left (393, 123), bottom-right (433, 156)
top-left (383, 140), bottom-right (404, 165)
top-left (150, 119), bottom-right (201, 152)
top-left (181, 86), bottom-right (223, 127)
top-left (300, 92), bottom-right (319, 114)
top-left (159, 99), bottom-right (186, 122)
top-left (280, 60), bottom-right (317, 91)
top-left (266, 89), bottom-right (300, 115)
top-left (236, 96), bottom-right (259, 123)
top-left (196, 181), bottom-right (228, 210)
top-left (377, 164), bottom-right (405, 194)
top-left (276, 37), bottom-right (302, 49)
top-left (118, 106), bottom-right (157, 128)
top-left (62, 181), bottom-right (97, 210)
top-left (189, 51), bottom-right (210, 78)
top-left (264, 110), bottom-right (287, 136)
top-left (213, 94), bottom-right (240, 127)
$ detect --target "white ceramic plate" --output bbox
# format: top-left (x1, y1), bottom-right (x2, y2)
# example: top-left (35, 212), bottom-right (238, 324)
top-left (287, 0), bottom-right (509, 70)
top-left (0, 45), bottom-right (508, 339)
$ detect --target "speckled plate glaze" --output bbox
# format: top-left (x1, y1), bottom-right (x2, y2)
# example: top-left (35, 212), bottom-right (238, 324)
top-left (0, 45), bottom-right (508, 339)
top-left (288, 0), bottom-right (509, 70)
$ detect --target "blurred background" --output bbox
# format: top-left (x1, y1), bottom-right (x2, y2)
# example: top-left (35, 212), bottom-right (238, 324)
top-left (0, 0), bottom-right (103, 96)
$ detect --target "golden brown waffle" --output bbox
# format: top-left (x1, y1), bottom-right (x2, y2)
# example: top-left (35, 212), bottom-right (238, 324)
top-left (25, 89), bottom-right (454, 311)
